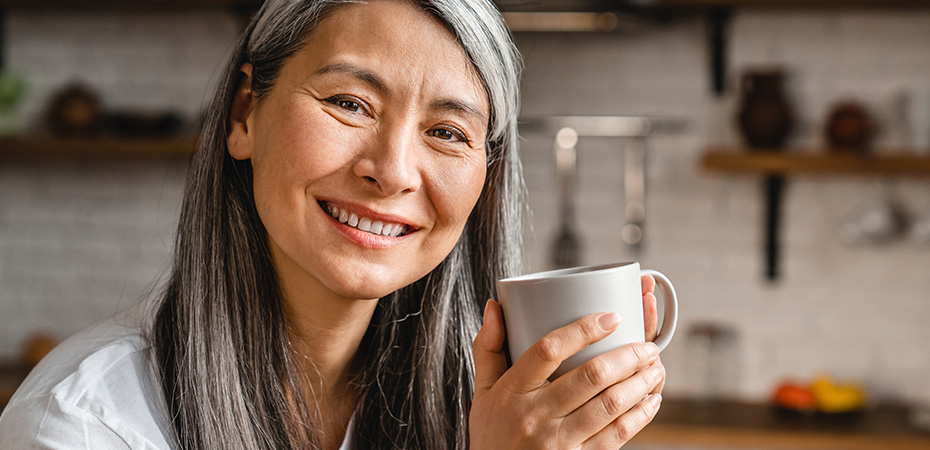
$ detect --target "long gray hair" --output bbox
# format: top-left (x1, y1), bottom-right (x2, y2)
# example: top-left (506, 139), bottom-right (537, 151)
top-left (149, 0), bottom-right (523, 448)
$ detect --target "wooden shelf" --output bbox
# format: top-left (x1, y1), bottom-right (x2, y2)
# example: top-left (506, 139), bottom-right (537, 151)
top-left (635, 399), bottom-right (930, 450)
top-left (702, 148), bottom-right (930, 177)
top-left (0, 136), bottom-right (198, 162)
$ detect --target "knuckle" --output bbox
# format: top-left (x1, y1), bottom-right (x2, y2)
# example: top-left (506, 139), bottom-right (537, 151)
top-left (578, 316), bottom-right (602, 340)
top-left (640, 367), bottom-right (658, 386)
top-left (582, 358), bottom-right (613, 387)
top-left (641, 364), bottom-right (666, 388)
top-left (627, 343), bottom-right (651, 363)
top-left (613, 416), bottom-right (636, 443)
top-left (534, 336), bottom-right (562, 363)
top-left (516, 415), bottom-right (537, 438)
top-left (655, 364), bottom-right (667, 384)
top-left (600, 387), bottom-right (627, 417)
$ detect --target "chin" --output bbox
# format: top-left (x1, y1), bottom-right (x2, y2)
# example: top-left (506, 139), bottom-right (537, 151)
top-left (326, 270), bottom-right (421, 301)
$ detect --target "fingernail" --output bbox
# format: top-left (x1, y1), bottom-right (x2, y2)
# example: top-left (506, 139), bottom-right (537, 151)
top-left (597, 312), bottom-right (621, 331)
top-left (650, 393), bottom-right (663, 407)
top-left (483, 299), bottom-right (492, 322)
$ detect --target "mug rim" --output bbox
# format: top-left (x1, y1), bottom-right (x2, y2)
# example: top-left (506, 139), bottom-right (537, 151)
top-left (498, 261), bottom-right (637, 284)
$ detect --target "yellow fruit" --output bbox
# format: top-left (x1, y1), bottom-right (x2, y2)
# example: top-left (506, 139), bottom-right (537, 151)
top-left (809, 376), bottom-right (866, 413)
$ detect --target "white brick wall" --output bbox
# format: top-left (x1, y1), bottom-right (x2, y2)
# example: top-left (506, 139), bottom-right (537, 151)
top-left (2, 8), bottom-right (930, 404)
top-left (1, 9), bottom-right (237, 357)
top-left (0, 160), bottom-right (186, 357)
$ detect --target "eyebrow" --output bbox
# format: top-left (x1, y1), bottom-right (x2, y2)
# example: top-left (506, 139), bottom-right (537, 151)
top-left (315, 62), bottom-right (488, 123)
top-left (315, 62), bottom-right (388, 94)
top-left (430, 98), bottom-right (488, 124)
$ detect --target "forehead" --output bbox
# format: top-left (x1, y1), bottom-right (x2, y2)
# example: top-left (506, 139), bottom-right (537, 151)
top-left (287, 0), bottom-right (489, 113)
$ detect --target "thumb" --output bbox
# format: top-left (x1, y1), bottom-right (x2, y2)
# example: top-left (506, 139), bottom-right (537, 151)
top-left (473, 299), bottom-right (508, 397)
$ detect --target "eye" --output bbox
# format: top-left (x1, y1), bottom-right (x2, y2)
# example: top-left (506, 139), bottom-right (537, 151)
top-left (429, 126), bottom-right (468, 143)
top-left (323, 95), bottom-right (367, 115)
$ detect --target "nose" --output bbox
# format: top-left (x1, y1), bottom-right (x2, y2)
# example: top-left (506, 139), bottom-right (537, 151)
top-left (352, 120), bottom-right (422, 196)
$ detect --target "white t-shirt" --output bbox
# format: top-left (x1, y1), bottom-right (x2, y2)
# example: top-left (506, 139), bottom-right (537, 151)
top-left (0, 307), bottom-right (352, 449)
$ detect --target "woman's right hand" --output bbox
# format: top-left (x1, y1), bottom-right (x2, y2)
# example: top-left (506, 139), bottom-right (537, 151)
top-left (469, 300), bottom-right (665, 450)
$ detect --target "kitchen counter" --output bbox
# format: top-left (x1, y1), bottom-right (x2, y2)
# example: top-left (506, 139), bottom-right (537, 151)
top-left (633, 399), bottom-right (930, 450)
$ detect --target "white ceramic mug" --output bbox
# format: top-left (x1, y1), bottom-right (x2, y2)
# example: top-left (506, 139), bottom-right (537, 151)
top-left (496, 262), bottom-right (679, 379)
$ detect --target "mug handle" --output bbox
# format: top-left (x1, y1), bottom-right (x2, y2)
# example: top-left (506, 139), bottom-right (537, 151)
top-left (641, 269), bottom-right (679, 352)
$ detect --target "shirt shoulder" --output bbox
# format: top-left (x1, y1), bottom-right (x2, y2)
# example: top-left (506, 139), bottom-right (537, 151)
top-left (0, 312), bottom-right (173, 449)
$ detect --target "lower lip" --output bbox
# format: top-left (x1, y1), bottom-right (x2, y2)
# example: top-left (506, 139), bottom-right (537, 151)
top-left (321, 204), bottom-right (409, 249)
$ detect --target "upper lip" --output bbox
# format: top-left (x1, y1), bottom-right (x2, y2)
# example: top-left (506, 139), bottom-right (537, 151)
top-left (318, 199), bottom-right (420, 231)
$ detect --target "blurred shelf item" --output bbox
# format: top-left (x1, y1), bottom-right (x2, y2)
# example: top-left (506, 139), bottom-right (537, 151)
top-left (701, 148), bottom-right (930, 177)
top-left (0, 136), bottom-right (197, 162)
top-left (635, 399), bottom-right (930, 450)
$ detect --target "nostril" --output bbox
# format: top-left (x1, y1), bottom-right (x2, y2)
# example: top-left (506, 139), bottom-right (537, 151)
top-left (363, 176), bottom-right (377, 184)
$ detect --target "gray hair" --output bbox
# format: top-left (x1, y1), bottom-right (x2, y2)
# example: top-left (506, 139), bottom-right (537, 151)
top-left (150, 0), bottom-right (523, 449)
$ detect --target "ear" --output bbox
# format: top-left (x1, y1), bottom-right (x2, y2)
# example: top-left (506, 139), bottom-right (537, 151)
top-left (228, 63), bottom-right (256, 161)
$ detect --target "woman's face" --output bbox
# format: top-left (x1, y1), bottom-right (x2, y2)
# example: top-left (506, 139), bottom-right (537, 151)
top-left (228, 0), bottom-right (490, 301)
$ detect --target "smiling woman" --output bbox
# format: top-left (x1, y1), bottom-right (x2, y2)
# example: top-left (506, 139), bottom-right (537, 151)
top-left (0, 1), bottom-right (665, 450)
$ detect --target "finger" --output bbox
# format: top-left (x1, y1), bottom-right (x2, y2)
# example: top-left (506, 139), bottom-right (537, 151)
top-left (504, 312), bottom-right (621, 393)
top-left (580, 393), bottom-right (662, 450)
top-left (561, 360), bottom-right (665, 444)
top-left (473, 299), bottom-right (509, 397)
top-left (650, 359), bottom-right (667, 395)
top-left (643, 292), bottom-right (658, 342)
top-left (641, 274), bottom-right (656, 296)
top-left (547, 341), bottom-right (659, 417)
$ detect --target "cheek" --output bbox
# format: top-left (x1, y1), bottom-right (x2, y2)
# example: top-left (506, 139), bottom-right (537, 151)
top-left (250, 105), bottom-right (359, 232)
top-left (431, 158), bottom-right (487, 229)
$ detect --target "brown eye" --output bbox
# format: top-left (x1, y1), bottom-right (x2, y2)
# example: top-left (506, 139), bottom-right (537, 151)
top-left (430, 127), bottom-right (466, 142)
top-left (433, 129), bottom-right (454, 140)
top-left (324, 95), bottom-right (366, 114)
top-left (337, 99), bottom-right (360, 112)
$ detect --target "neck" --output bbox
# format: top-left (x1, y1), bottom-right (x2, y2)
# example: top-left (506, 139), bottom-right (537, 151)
top-left (284, 292), bottom-right (377, 401)
top-left (279, 269), bottom-right (378, 449)
top-left (271, 247), bottom-right (379, 405)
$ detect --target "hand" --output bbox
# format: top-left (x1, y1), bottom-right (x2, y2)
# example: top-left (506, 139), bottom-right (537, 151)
top-left (470, 294), bottom-right (666, 450)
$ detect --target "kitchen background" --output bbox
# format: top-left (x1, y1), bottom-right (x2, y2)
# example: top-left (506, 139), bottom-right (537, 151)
top-left (1, 0), bottom-right (930, 447)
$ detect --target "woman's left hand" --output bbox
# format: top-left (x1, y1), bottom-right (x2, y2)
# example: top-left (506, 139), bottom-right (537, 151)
top-left (469, 274), bottom-right (665, 449)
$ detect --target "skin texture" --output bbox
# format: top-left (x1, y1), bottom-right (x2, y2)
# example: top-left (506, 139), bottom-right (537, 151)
top-left (226, 1), bottom-right (665, 449)
top-left (471, 277), bottom-right (665, 450)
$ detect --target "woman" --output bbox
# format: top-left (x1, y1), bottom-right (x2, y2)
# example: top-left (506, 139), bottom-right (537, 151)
top-left (0, 1), bottom-right (665, 449)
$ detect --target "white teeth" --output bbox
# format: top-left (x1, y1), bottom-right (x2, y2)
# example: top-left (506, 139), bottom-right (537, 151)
top-left (325, 203), bottom-right (407, 237)
top-left (370, 221), bottom-right (383, 235)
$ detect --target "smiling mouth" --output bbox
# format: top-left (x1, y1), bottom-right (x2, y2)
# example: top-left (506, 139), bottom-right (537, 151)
top-left (320, 202), bottom-right (411, 238)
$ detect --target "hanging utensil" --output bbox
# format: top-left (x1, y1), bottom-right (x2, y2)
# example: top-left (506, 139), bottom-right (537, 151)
top-left (551, 126), bottom-right (582, 268)
top-left (622, 136), bottom-right (647, 255)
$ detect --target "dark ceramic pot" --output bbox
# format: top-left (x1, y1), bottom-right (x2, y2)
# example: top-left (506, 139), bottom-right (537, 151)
top-left (826, 101), bottom-right (873, 154)
top-left (737, 71), bottom-right (794, 149)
